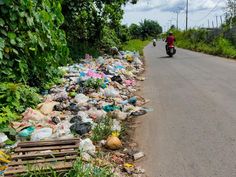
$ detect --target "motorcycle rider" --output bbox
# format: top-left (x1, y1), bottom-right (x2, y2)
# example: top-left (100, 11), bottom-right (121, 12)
top-left (153, 38), bottom-right (157, 46)
top-left (165, 31), bottom-right (175, 51)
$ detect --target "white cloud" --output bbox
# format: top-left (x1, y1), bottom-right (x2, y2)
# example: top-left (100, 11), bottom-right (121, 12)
top-left (123, 0), bottom-right (226, 29)
top-left (124, 0), bottom-right (226, 12)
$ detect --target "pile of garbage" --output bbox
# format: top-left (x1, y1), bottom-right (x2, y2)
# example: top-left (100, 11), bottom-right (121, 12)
top-left (0, 51), bottom-right (148, 176)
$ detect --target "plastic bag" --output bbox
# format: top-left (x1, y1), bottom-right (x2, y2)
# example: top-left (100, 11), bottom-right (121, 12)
top-left (37, 101), bottom-right (59, 115)
top-left (111, 75), bottom-right (123, 84)
top-left (31, 128), bottom-right (53, 141)
top-left (103, 105), bottom-right (121, 112)
top-left (79, 138), bottom-right (96, 156)
top-left (0, 133), bottom-right (8, 144)
top-left (97, 57), bottom-right (105, 65)
top-left (104, 87), bottom-right (119, 98)
top-left (111, 119), bottom-right (121, 132)
top-left (18, 126), bottom-right (35, 137)
top-left (112, 110), bottom-right (127, 120)
top-left (53, 121), bottom-right (72, 138)
top-left (22, 108), bottom-right (45, 121)
top-left (74, 94), bottom-right (89, 106)
top-left (79, 138), bottom-right (96, 161)
top-left (87, 108), bottom-right (106, 120)
top-left (70, 122), bottom-right (91, 135)
top-left (53, 91), bottom-right (68, 102)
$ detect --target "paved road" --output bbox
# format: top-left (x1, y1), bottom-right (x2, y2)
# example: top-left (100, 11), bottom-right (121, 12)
top-left (135, 41), bottom-right (236, 177)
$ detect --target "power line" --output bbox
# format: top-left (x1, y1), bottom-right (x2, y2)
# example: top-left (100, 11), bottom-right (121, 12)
top-left (194, 0), bottom-right (224, 23)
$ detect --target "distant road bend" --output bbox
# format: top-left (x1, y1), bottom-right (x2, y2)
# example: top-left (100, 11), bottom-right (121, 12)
top-left (136, 41), bottom-right (236, 177)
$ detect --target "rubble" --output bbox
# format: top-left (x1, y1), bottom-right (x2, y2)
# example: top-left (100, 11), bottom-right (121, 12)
top-left (1, 51), bottom-right (149, 176)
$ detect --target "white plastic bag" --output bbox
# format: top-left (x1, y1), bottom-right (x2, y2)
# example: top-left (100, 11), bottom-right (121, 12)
top-left (79, 138), bottom-right (96, 160)
top-left (111, 119), bottom-right (121, 132)
top-left (0, 133), bottom-right (8, 143)
top-left (74, 94), bottom-right (89, 106)
top-left (31, 128), bottom-right (53, 141)
top-left (79, 138), bottom-right (96, 155)
top-left (104, 87), bottom-right (119, 98)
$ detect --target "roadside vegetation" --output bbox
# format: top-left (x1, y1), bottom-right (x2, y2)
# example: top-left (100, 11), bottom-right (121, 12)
top-left (166, 1), bottom-right (236, 59)
top-left (21, 158), bottom-right (113, 177)
top-left (0, 4), bottom-right (162, 176)
top-left (122, 39), bottom-right (150, 55)
top-left (171, 29), bottom-right (236, 59)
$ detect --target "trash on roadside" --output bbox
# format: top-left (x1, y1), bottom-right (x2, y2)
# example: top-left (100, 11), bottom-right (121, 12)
top-left (70, 122), bottom-right (92, 135)
top-left (18, 126), bottom-right (35, 137)
top-left (22, 108), bottom-right (45, 121)
top-left (0, 150), bottom-right (11, 175)
top-left (80, 138), bottom-right (96, 161)
top-left (103, 105), bottom-right (121, 112)
top-left (31, 128), bottom-right (53, 141)
top-left (133, 151), bottom-right (145, 160)
top-left (131, 109), bottom-right (147, 117)
top-left (0, 133), bottom-right (8, 144)
top-left (106, 134), bottom-right (122, 150)
top-left (37, 101), bottom-right (59, 115)
top-left (1, 51), bottom-right (150, 176)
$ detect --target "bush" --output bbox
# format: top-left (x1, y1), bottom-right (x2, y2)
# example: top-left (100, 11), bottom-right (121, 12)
top-left (0, 0), bottom-right (69, 87)
top-left (173, 28), bottom-right (236, 59)
top-left (0, 83), bottom-right (41, 125)
top-left (65, 158), bottom-right (113, 177)
top-left (91, 116), bottom-right (113, 142)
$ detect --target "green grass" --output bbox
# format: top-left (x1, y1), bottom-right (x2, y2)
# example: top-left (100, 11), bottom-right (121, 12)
top-left (122, 39), bottom-right (150, 55)
top-left (91, 116), bottom-right (113, 142)
top-left (20, 158), bottom-right (113, 177)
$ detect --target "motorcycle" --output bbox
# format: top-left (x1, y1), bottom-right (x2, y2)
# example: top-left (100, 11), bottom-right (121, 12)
top-left (153, 41), bottom-right (156, 47)
top-left (166, 44), bottom-right (176, 57)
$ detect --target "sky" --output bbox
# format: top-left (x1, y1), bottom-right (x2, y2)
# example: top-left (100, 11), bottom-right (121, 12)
top-left (123, 0), bottom-right (227, 30)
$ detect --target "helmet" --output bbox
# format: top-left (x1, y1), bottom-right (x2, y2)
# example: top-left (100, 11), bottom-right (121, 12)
top-left (169, 31), bottom-right (173, 35)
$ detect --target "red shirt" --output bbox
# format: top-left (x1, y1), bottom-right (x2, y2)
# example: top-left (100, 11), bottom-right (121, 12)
top-left (166, 35), bottom-right (175, 46)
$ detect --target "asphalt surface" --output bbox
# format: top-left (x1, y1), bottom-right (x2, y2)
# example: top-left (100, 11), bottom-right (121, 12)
top-left (135, 41), bottom-right (236, 177)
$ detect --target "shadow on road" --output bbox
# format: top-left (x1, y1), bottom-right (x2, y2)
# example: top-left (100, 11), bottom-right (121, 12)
top-left (159, 56), bottom-right (171, 59)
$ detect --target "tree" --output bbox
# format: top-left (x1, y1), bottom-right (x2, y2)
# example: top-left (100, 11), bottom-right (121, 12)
top-left (139, 19), bottom-right (162, 40)
top-left (129, 23), bottom-right (141, 39)
top-left (225, 0), bottom-right (236, 26)
top-left (61, 0), bottom-right (138, 59)
top-left (0, 0), bottom-right (69, 87)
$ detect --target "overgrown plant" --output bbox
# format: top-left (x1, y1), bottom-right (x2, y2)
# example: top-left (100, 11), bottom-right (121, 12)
top-left (171, 28), bottom-right (236, 59)
top-left (61, 0), bottom-right (138, 59)
top-left (65, 158), bottom-right (113, 177)
top-left (0, 0), bottom-right (69, 87)
top-left (0, 83), bottom-right (41, 125)
top-left (84, 78), bottom-right (104, 90)
top-left (91, 116), bottom-right (113, 142)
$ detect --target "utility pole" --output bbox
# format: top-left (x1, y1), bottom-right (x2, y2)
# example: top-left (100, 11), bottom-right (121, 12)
top-left (176, 11), bottom-right (179, 30)
top-left (216, 15), bottom-right (218, 28)
top-left (212, 21), bottom-right (214, 28)
top-left (208, 19), bottom-right (210, 28)
top-left (220, 15), bottom-right (223, 26)
top-left (186, 0), bottom-right (189, 30)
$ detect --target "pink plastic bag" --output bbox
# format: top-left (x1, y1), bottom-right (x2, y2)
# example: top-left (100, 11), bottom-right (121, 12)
top-left (124, 80), bottom-right (136, 86)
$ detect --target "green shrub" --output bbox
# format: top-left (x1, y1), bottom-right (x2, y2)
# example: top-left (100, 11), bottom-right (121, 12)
top-left (0, 83), bottom-right (41, 125)
top-left (65, 158), bottom-right (113, 177)
top-left (0, 0), bottom-right (69, 87)
top-left (91, 116), bottom-right (113, 142)
top-left (173, 28), bottom-right (236, 59)
top-left (122, 39), bottom-right (150, 55)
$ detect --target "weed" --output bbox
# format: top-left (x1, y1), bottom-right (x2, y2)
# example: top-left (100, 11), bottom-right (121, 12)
top-left (122, 39), bottom-right (150, 55)
top-left (91, 116), bottom-right (113, 142)
top-left (65, 158), bottom-right (113, 177)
